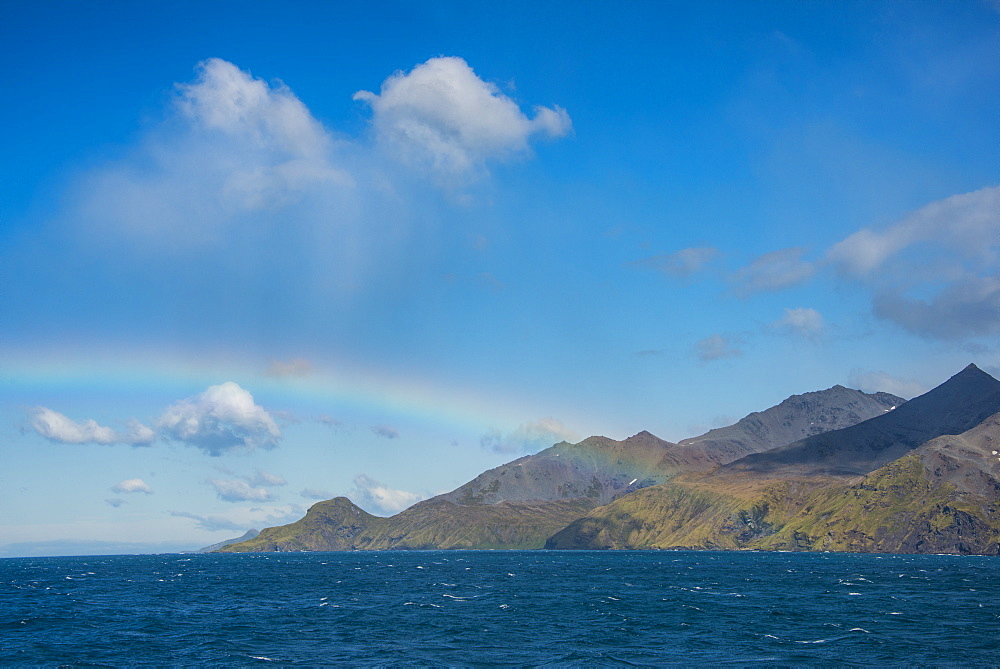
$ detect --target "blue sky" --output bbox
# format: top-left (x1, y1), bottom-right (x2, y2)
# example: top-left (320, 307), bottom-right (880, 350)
top-left (2, 0), bottom-right (999, 557)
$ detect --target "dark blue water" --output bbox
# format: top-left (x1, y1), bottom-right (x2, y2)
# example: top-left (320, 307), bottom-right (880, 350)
top-left (2, 550), bottom-right (998, 665)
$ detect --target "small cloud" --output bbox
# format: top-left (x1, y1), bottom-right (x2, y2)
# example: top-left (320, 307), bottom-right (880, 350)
top-left (634, 349), bottom-right (664, 357)
top-left (872, 278), bottom-right (1000, 340)
top-left (266, 358), bottom-right (313, 378)
top-left (370, 425), bottom-right (399, 439)
top-left (847, 369), bottom-right (927, 399)
top-left (317, 414), bottom-right (342, 427)
top-left (695, 334), bottom-right (742, 362)
top-left (732, 247), bottom-right (814, 297)
top-left (771, 307), bottom-right (825, 337)
top-left (480, 417), bottom-right (577, 454)
top-left (209, 478), bottom-right (274, 503)
top-left (631, 247), bottom-right (719, 278)
top-left (354, 56), bottom-right (571, 183)
top-left (244, 469), bottom-right (287, 488)
top-left (111, 478), bottom-right (153, 495)
top-left (105, 498), bottom-right (126, 508)
top-left (157, 382), bottom-right (281, 456)
top-left (170, 510), bottom-right (245, 533)
top-left (30, 408), bottom-right (154, 446)
top-left (350, 474), bottom-right (422, 515)
top-left (300, 487), bottom-right (333, 501)
top-left (171, 505), bottom-right (303, 533)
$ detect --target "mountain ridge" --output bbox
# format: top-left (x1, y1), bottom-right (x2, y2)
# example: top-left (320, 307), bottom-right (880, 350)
top-left (546, 365), bottom-right (1000, 554)
top-left (222, 382), bottom-right (911, 553)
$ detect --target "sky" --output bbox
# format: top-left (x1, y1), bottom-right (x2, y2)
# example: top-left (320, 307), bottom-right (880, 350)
top-left (2, 0), bottom-right (999, 557)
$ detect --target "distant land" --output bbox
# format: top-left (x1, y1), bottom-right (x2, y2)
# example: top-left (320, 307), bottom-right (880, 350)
top-left (219, 364), bottom-right (1000, 556)
top-left (195, 529), bottom-right (259, 553)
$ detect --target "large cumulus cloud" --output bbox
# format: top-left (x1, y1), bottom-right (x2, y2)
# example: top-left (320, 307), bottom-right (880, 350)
top-left (354, 56), bottom-right (572, 182)
top-left (157, 382), bottom-right (281, 456)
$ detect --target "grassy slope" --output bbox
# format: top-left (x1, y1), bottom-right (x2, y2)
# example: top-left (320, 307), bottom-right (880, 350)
top-left (548, 457), bottom-right (1000, 555)
top-left (222, 497), bottom-right (596, 551)
top-left (757, 455), bottom-right (1000, 554)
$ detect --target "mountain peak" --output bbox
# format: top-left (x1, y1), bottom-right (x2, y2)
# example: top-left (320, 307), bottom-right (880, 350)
top-left (724, 362), bottom-right (1000, 477)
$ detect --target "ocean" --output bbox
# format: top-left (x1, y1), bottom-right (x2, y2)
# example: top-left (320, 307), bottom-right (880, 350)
top-left (2, 550), bottom-right (997, 665)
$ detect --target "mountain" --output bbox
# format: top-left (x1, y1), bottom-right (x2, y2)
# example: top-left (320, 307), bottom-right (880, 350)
top-left (437, 431), bottom-right (677, 507)
top-left (547, 365), bottom-right (1000, 554)
top-left (224, 496), bottom-right (598, 552)
top-left (222, 384), bottom-right (905, 552)
top-left (195, 528), bottom-right (259, 553)
top-left (670, 385), bottom-right (903, 468)
top-left (723, 364), bottom-right (1000, 477)
top-left (426, 384), bottom-right (903, 507)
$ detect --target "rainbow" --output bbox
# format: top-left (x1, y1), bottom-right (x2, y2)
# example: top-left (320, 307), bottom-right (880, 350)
top-left (0, 346), bottom-right (575, 435)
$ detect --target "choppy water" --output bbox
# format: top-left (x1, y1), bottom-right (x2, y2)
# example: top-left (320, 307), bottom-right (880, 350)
top-left (2, 550), bottom-right (998, 665)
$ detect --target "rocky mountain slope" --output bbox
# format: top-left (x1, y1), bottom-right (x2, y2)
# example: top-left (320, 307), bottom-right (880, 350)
top-left (546, 365), bottom-right (1000, 554)
top-left (724, 364), bottom-right (1000, 477)
top-left (673, 385), bottom-right (902, 467)
top-left (222, 384), bottom-right (906, 552)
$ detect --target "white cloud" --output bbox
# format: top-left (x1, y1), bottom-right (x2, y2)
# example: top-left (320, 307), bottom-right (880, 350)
top-left (72, 58), bottom-right (351, 246)
top-left (30, 408), bottom-right (154, 446)
top-left (847, 369), bottom-right (926, 400)
top-left (828, 185), bottom-right (999, 277)
top-left (695, 334), bottom-right (743, 362)
top-left (732, 247), bottom-right (815, 296)
top-left (105, 499), bottom-right (126, 508)
top-left (209, 478), bottom-right (274, 503)
top-left (354, 56), bottom-right (571, 181)
top-left (157, 382), bottom-right (281, 456)
top-left (111, 478), bottom-right (153, 495)
top-left (350, 474), bottom-right (422, 516)
top-left (170, 510), bottom-right (245, 533)
top-left (826, 185), bottom-right (1000, 340)
top-left (772, 307), bottom-right (824, 337)
top-left (480, 417), bottom-right (578, 454)
top-left (632, 247), bottom-right (720, 277)
top-left (171, 505), bottom-right (302, 533)
top-left (244, 469), bottom-right (287, 488)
